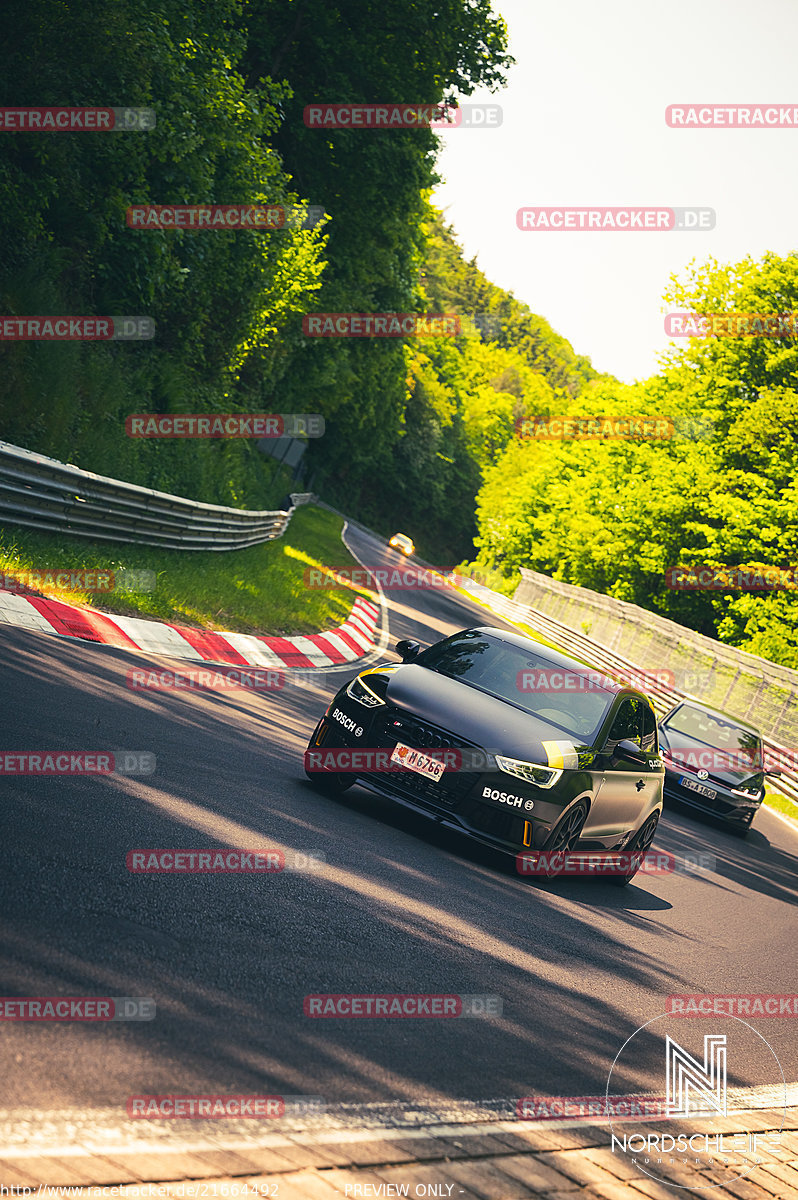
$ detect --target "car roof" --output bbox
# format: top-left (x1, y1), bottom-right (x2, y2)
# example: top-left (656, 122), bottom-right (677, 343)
top-left (470, 626), bottom-right (654, 706)
top-left (659, 697), bottom-right (762, 736)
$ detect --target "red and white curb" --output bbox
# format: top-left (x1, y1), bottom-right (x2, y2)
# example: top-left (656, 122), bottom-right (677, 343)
top-left (0, 588), bottom-right (380, 671)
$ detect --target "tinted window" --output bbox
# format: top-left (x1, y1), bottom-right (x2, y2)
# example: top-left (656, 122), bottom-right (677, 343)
top-left (607, 699), bottom-right (642, 748)
top-left (661, 705), bottom-right (761, 767)
top-left (657, 705), bottom-right (758, 753)
top-left (605, 698), bottom-right (658, 753)
top-left (416, 630), bottom-right (616, 741)
top-left (641, 702), bottom-right (658, 753)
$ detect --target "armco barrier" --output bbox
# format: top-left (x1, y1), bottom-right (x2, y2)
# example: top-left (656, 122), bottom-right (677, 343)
top-left (515, 568), bottom-right (798, 747)
top-left (0, 441), bottom-right (315, 551)
top-left (453, 574), bottom-right (798, 807)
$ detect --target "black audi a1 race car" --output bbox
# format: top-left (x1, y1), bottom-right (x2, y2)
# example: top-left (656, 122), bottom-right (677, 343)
top-left (304, 626), bottom-right (665, 886)
top-left (657, 699), bottom-right (778, 837)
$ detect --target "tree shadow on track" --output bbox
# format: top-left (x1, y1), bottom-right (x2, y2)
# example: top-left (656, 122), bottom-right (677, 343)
top-left (1, 625), bottom-right (795, 1126)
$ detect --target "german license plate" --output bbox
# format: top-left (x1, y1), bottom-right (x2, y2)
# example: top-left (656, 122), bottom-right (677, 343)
top-left (391, 742), bottom-right (445, 781)
top-left (680, 776), bottom-right (717, 800)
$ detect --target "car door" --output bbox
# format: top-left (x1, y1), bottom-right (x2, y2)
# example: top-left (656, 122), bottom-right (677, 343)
top-left (588, 697), bottom-right (660, 839)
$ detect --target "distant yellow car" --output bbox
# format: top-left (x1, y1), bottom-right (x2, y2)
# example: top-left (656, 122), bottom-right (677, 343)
top-left (388, 533), bottom-right (415, 556)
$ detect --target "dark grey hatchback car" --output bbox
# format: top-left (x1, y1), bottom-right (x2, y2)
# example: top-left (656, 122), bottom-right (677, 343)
top-left (305, 627), bottom-right (664, 884)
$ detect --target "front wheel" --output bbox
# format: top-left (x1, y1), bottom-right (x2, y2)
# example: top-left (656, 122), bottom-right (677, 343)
top-left (304, 725), bottom-right (355, 794)
top-left (728, 810), bottom-right (754, 839)
top-left (543, 800), bottom-right (589, 852)
top-left (532, 800), bottom-right (589, 879)
top-left (612, 811), bottom-right (660, 887)
top-left (304, 764), bottom-right (354, 794)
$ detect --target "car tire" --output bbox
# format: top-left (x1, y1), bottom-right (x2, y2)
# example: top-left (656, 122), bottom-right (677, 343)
top-left (531, 801), bottom-right (589, 880)
top-left (612, 811), bottom-right (660, 887)
top-left (543, 800), bottom-right (589, 853)
top-left (305, 768), bottom-right (354, 795)
top-left (728, 811), bottom-right (754, 839)
top-left (304, 727), bottom-right (355, 795)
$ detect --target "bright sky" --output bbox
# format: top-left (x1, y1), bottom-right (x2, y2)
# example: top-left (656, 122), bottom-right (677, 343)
top-left (431, 0), bottom-right (798, 383)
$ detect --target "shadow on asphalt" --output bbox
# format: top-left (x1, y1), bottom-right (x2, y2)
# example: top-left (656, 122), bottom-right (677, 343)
top-left (1, 625), bottom-right (795, 1116)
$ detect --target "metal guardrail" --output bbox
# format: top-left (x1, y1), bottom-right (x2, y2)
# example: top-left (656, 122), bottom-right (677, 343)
top-left (0, 441), bottom-right (316, 551)
top-left (452, 576), bottom-right (798, 808)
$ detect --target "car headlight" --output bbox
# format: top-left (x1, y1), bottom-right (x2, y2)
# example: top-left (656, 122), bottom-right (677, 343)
top-left (495, 754), bottom-right (562, 789)
top-left (731, 784), bottom-right (763, 800)
top-left (345, 674), bottom-right (386, 708)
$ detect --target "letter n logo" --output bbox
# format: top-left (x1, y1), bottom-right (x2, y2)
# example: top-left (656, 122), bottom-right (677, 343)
top-left (666, 1034), bottom-right (727, 1118)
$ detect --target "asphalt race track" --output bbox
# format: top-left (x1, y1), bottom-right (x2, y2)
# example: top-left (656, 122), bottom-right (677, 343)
top-left (1, 525), bottom-right (797, 1134)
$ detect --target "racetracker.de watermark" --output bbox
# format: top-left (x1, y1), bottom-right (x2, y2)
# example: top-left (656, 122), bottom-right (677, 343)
top-left (302, 313), bottom-right (460, 337)
top-left (667, 104), bottom-right (798, 127)
top-left (126, 667), bottom-right (285, 692)
top-left (516, 415), bottom-right (674, 440)
top-left (666, 564), bottom-right (798, 590)
top-left (667, 995), bottom-right (798, 1016)
top-left (126, 1095), bottom-right (324, 1118)
top-left (0, 316), bottom-right (154, 340)
top-left (517, 1095), bottom-right (667, 1122)
top-left (304, 566), bottom-right (454, 590)
top-left (125, 413), bottom-right (324, 438)
top-left (305, 747), bottom-right (494, 773)
top-left (662, 746), bottom-right (778, 771)
top-left (0, 751), bottom-right (155, 775)
top-left (0, 997), bottom-right (155, 1020)
top-left (517, 207), bottom-right (715, 231)
top-left (303, 102), bottom-right (502, 129)
top-left (516, 851), bottom-right (716, 877)
top-left (303, 994), bottom-right (502, 1017)
top-left (126, 849), bottom-right (325, 873)
top-left (666, 312), bottom-right (798, 337)
top-left (126, 204), bottom-right (325, 230)
top-left (2, 568), bottom-right (155, 594)
top-left (516, 667), bottom-right (676, 693)
top-left (0, 107), bottom-right (155, 130)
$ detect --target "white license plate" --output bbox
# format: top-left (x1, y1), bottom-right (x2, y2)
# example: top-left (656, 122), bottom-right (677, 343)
top-left (680, 776), bottom-right (717, 800)
top-left (391, 742), bottom-right (445, 781)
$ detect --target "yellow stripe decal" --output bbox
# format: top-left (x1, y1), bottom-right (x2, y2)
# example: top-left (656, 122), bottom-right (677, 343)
top-left (542, 740), bottom-right (579, 770)
top-left (542, 740), bottom-right (564, 769)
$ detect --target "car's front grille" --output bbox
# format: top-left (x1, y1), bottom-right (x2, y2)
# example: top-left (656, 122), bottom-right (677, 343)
top-left (367, 710), bottom-right (480, 812)
top-left (376, 712), bottom-right (464, 752)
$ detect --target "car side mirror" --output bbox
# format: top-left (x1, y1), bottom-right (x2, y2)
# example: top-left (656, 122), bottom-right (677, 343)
top-left (611, 738), bottom-right (650, 765)
top-left (395, 639), bottom-right (421, 662)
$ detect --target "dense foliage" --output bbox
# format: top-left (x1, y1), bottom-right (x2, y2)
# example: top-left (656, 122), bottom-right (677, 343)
top-left (472, 253), bottom-right (798, 668)
top-left (2, 2), bottom-right (796, 665)
top-left (0, 0), bottom-right (522, 527)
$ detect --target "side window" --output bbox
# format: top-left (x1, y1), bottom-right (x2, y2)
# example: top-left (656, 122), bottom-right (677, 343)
top-left (641, 703), bottom-right (657, 753)
top-left (606, 699), bottom-right (642, 748)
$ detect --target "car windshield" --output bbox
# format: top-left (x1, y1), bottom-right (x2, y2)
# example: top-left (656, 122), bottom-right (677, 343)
top-left (661, 705), bottom-right (762, 771)
top-left (416, 630), bottom-right (616, 741)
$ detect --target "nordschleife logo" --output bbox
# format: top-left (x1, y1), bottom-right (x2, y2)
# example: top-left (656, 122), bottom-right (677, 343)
top-left (606, 1013), bottom-right (787, 1191)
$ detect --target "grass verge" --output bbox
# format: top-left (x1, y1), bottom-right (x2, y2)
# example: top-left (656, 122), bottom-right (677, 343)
top-left (453, 561), bottom-right (517, 598)
top-left (0, 505), bottom-right (372, 636)
top-left (763, 790), bottom-right (798, 825)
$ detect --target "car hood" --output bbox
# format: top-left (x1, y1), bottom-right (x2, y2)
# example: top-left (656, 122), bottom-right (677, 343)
top-left (386, 664), bottom-right (589, 764)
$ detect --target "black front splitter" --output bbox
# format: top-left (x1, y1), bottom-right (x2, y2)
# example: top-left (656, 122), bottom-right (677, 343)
top-left (351, 774), bottom-right (529, 863)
